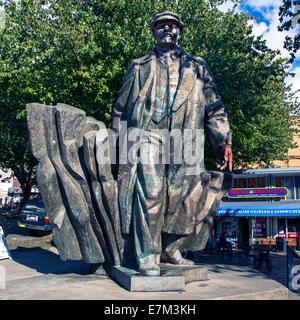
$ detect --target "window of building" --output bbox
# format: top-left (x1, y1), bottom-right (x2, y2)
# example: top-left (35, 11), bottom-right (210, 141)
top-left (253, 217), bottom-right (266, 237)
top-left (271, 176), bottom-right (295, 199)
top-left (256, 176), bottom-right (267, 187)
top-left (278, 218), bottom-right (300, 238)
top-left (227, 174), bottom-right (300, 201)
top-left (295, 176), bottom-right (300, 199)
top-left (233, 176), bottom-right (267, 188)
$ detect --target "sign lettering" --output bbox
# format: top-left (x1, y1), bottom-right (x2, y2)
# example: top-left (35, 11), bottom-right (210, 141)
top-left (226, 187), bottom-right (288, 199)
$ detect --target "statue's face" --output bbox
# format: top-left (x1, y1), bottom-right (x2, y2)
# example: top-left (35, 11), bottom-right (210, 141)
top-left (153, 20), bottom-right (181, 48)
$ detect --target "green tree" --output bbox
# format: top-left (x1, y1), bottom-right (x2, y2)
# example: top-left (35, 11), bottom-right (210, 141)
top-left (0, 3), bottom-right (37, 206)
top-left (0, 0), bottom-right (298, 199)
top-left (278, 0), bottom-right (300, 64)
top-left (0, 109), bottom-right (37, 206)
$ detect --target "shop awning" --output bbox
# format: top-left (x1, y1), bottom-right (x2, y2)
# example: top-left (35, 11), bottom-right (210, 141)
top-left (216, 200), bottom-right (300, 217)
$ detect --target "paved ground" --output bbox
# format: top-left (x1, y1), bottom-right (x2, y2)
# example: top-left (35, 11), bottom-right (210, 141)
top-left (0, 213), bottom-right (300, 301)
top-left (1, 247), bottom-right (299, 300)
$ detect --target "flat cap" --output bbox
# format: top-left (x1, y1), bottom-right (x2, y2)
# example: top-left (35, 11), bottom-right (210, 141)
top-left (150, 11), bottom-right (184, 32)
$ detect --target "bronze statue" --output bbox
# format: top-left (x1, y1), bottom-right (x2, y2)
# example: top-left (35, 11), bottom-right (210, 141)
top-left (26, 11), bottom-right (233, 281)
top-left (112, 11), bottom-right (232, 275)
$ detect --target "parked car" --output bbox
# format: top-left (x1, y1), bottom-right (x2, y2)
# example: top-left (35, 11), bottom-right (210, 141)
top-left (18, 200), bottom-right (52, 236)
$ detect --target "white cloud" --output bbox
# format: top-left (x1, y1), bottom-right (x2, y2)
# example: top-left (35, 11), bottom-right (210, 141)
top-left (219, 1), bottom-right (299, 59)
top-left (248, 19), bottom-right (268, 37)
top-left (218, 1), bottom-right (300, 100)
top-left (243, 0), bottom-right (282, 10)
top-left (241, 0), bottom-right (300, 100)
top-left (249, 6), bottom-right (298, 60)
top-left (218, 1), bottom-right (237, 12)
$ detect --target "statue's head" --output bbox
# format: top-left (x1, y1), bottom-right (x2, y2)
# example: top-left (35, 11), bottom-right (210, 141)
top-left (150, 11), bottom-right (183, 49)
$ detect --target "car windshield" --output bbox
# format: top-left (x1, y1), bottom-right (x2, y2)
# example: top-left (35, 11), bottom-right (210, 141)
top-left (24, 201), bottom-right (45, 211)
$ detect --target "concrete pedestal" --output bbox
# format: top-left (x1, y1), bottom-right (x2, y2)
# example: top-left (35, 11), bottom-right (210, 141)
top-left (108, 264), bottom-right (208, 292)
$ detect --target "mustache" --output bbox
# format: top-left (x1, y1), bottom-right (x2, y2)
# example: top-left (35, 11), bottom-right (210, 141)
top-left (161, 32), bottom-right (173, 38)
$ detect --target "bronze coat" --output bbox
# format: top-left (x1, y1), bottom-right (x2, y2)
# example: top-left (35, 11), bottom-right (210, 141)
top-left (112, 47), bottom-right (231, 235)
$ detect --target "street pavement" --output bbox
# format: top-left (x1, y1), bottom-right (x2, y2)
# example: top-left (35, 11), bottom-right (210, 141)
top-left (0, 214), bottom-right (300, 300)
top-left (1, 246), bottom-right (299, 300)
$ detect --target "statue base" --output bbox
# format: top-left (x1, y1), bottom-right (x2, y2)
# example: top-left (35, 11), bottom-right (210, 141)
top-left (108, 263), bottom-right (208, 292)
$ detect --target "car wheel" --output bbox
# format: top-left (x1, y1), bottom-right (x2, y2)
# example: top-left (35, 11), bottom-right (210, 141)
top-left (28, 229), bottom-right (39, 236)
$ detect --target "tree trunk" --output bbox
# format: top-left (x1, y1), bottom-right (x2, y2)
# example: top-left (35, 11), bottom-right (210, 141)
top-left (12, 164), bottom-right (36, 211)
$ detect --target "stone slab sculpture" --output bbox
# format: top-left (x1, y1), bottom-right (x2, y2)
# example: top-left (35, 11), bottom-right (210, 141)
top-left (26, 11), bottom-right (233, 291)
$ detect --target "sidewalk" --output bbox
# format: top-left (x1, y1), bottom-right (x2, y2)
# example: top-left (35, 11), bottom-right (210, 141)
top-left (0, 244), bottom-right (299, 300)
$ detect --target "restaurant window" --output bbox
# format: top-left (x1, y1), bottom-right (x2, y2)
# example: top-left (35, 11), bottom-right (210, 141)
top-left (278, 218), bottom-right (300, 239)
top-left (285, 176), bottom-right (295, 199)
top-left (253, 217), bottom-right (266, 237)
top-left (275, 176), bottom-right (284, 187)
top-left (238, 178), bottom-right (247, 188)
top-left (272, 176), bottom-right (295, 200)
top-left (233, 178), bottom-right (238, 188)
top-left (256, 176), bottom-right (266, 187)
top-left (295, 176), bottom-right (300, 199)
top-left (234, 176), bottom-right (267, 188)
top-left (224, 175), bottom-right (269, 202)
top-left (247, 177), bottom-right (255, 187)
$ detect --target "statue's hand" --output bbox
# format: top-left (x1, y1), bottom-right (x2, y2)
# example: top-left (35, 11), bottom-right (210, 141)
top-left (216, 144), bottom-right (232, 172)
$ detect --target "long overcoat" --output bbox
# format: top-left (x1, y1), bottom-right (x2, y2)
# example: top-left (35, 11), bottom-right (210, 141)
top-left (111, 46), bottom-right (231, 235)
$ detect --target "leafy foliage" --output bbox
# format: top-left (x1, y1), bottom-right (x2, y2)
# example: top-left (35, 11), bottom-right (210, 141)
top-left (278, 0), bottom-right (300, 64)
top-left (0, 0), bottom-right (298, 197)
top-left (0, 108), bottom-right (37, 205)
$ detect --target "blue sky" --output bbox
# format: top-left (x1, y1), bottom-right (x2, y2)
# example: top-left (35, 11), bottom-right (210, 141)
top-left (219, 0), bottom-right (300, 100)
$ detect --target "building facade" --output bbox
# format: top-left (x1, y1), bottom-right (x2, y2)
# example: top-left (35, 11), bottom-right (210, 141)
top-left (215, 167), bottom-right (300, 249)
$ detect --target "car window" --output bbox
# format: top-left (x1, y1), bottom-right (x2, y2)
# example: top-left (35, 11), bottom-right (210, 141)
top-left (23, 201), bottom-right (45, 210)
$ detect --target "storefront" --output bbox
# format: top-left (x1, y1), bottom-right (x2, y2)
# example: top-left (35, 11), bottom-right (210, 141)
top-left (216, 200), bottom-right (300, 246)
top-left (214, 167), bottom-right (300, 248)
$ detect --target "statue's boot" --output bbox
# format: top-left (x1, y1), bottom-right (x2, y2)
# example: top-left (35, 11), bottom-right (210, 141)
top-left (138, 263), bottom-right (160, 276)
top-left (138, 254), bottom-right (160, 276)
top-left (161, 249), bottom-right (194, 265)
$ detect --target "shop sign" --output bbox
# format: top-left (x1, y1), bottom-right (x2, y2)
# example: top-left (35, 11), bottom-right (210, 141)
top-left (277, 232), bottom-right (298, 238)
top-left (289, 233), bottom-right (299, 238)
top-left (253, 233), bottom-right (265, 237)
top-left (226, 187), bottom-right (288, 199)
top-left (217, 208), bottom-right (300, 217)
top-left (278, 233), bottom-right (286, 238)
